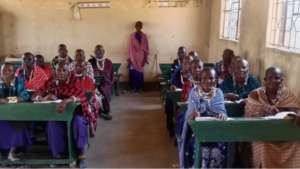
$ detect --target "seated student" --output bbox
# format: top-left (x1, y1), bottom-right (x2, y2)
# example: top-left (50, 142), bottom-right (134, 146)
top-left (88, 45), bottom-right (114, 120)
top-left (73, 50), bottom-right (103, 126)
top-left (180, 68), bottom-right (227, 168)
top-left (171, 46), bottom-right (186, 75)
top-left (170, 55), bottom-right (193, 90)
top-left (35, 55), bottom-right (53, 78)
top-left (165, 55), bottom-right (193, 137)
top-left (220, 59), bottom-right (260, 102)
top-left (171, 51), bottom-right (197, 86)
top-left (188, 51), bottom-right (198, 59)
top-left (15, 52), bottom-right (48, 91)
top-left (51, 44), bottom-right (73, 70)
top-left (245, 67), bottom-right (300, 168)
top-left (214, 49), bottom-right (234, 84)
top-left (69, 49), bottom-right (94, 79)
top-left (0, 63), bottom-right (32, 161)
top-left (176, 59), bottom-right (203, 151)
top-left (31, 62), bottom-right (96, 168)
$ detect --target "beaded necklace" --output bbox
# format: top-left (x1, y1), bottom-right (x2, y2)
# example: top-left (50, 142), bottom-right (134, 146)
top-left (96, 57), bottom-right (105, 71)
top-left (197, 87), bottom-right (217, 106)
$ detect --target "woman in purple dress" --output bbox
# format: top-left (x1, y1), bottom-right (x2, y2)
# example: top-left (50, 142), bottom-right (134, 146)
top-left (31, 62), bottom-right (96, 168)
top-left (0, 62), bottom-right (32, 161)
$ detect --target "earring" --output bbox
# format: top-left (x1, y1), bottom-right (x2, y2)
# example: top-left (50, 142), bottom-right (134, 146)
top-left (244, 74), bottom-right (249, 86)
top-left (232, 74), bottom-right (236, 86)
top-left (66, 72), bottom-right (71, 84)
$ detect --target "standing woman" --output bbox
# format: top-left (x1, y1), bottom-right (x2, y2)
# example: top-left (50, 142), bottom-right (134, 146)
top-left (127, 21), bottom-right (150, 92)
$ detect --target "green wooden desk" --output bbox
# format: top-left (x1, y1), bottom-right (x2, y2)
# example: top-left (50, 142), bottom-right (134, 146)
top-left (204, 63), bottom-right (215, 68)
top-left (177, 102), bottom-right (244, 117)
top-left (187, 117), bottom-right (300, 168)
top-left (177, 102), bottom-right (188, 115)
top-left (113, 63), bottom-right (122, 96)
top-left (166, 90), bottom-right (181, 145)
top-left (0, 103), bottom-right (79, 167)
top-left (27, 91), bottom-right (94, 101)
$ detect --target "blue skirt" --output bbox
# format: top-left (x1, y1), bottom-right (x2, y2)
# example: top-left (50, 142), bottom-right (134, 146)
top-left (0, 121), bottom-right (32, 150)
top-left (129, 68), bottom-right (144, 88)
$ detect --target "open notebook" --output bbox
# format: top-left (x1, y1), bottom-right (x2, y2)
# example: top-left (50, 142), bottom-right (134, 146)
top-left (263, 111), bottom-right (297, 120)
top-left (34, 100), bottom-right (62, 104)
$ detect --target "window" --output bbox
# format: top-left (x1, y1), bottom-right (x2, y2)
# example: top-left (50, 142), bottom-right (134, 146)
top-left (269, 0), bottom-right (300, 51)
top-left (220, 0), bottom-right (242, 41)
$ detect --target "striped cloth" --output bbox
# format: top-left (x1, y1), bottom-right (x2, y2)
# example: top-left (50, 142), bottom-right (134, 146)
top-left (245, 87), bottom-right (300, 168)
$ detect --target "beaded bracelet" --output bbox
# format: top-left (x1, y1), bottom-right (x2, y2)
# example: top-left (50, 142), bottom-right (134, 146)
top-left (7, 97), bottom-right (18, 103)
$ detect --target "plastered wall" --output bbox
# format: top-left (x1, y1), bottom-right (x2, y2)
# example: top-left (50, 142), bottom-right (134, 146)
top-left (208, 0), bottom-right (300, 99)
top-left (0, 0), bottom-right (212, 82)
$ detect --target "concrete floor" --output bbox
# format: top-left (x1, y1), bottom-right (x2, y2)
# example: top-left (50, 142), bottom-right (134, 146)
top-left (2, 91), bottom-right (178, 168)
top-left (86, 91), bottom-right (178, 168)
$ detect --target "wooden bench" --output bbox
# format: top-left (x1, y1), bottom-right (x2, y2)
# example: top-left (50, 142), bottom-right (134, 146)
top-left (0, 103), bottom-right (81, 167)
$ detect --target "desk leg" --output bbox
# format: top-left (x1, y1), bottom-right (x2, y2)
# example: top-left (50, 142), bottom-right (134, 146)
top-left (194, 138), bottom-right (201, 168)
top-left (67, 120), bottom-right (75, 160)
top-left (173, 104), bottom-right (177, 147)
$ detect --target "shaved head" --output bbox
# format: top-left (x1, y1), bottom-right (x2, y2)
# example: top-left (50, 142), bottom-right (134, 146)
top-left (235, 59), bottom-right (248, 68)
top-left (265, 66), bottom-right (282, 77)
top-left (1, 62), bottom-right (15, 71)
top-left (188, 51), bottom-right (198, 59)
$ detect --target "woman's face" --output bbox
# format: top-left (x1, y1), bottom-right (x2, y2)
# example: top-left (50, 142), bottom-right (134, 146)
top-left (1, 64), bottom-right (14, 81)
top-left (75, 51), bottom-right (85, 62)
top-left (22, 54), bottom-right (34, 68)
top-left (191, 61), bottom-right (203, 81)
top-left (234, 60), bottom-right (248, 78)
top-left (264, 69), bottom-right (283, 90)
top-left (200, 70), bottom-right (216, 92)
top-left (58, 46), bottom-right (68, 58)
top-left (182, 57), bottom-right (192, 73)
top-left (74, 61), bottom-right (85, 75)
top-left (56, 63), bottom-right (69, 81)
top-left (135, 22), bottom-right (143, 32)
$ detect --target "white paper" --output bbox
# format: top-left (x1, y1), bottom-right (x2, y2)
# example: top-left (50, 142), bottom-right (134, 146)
top-left (224, 100), bottom-right (234, 104)
top-left (263, 111), bottom-right (297, 120)
top-left (175, 88), bottom-right (182, 91)
top-left (195, 117), bottom-right (235, 121)
top-left (34, 99), bottom-right (62, 104)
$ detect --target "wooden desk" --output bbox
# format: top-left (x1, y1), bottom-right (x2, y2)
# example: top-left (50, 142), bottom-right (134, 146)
top-left (113, 63), bottom-right (122, 96)
top-left (0, 103), bottom-right (79, 167)
top-left (187, 118), bottom-right (300, 168)
top-left (177, 102), bottom-right (244, 117)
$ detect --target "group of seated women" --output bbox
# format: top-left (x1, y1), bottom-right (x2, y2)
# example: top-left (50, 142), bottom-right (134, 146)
top-left (0, 44), bottom-right (116, 168)
top-left (168, 47), bottom-right (300, 168)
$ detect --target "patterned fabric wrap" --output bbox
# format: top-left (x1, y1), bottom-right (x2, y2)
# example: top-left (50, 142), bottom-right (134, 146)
top-left (43, 64), bottom-right (53, 79)
top-left (245, 87), bottom-right (300, 168)
top-left (69, 61), bottom-right (94, 80)
top-left (51, 56), bottom-right (73, 70)
top-left (214, 60), bottom-right (231, 77)
top-left (39, 75), bottom-right (96, 124)
top-left (15, 65), bottom-right (49, 91)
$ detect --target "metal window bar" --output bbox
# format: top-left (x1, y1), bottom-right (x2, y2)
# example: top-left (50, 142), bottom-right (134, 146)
top-left (269, 0), bottom-right (300, 51)
top-left (220, 0), bottom-right (242, 40)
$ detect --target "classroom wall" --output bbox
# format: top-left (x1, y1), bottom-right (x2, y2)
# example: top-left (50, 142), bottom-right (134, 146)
top-left (0, 0), bottom-right (212, 82)
top-left (208, 0), bottom-right (300, 99)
